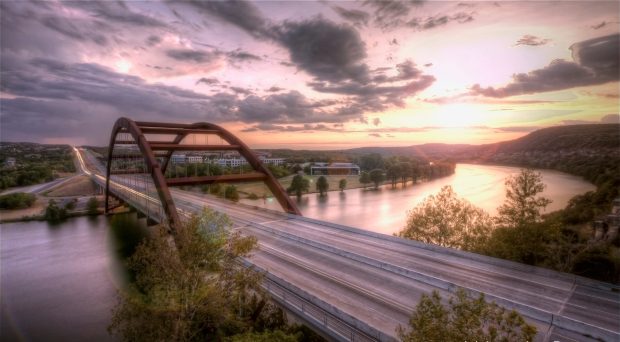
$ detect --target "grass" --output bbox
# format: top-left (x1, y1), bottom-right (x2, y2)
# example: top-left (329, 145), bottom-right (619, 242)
top-left (45, 176), bottom-right (98, 197)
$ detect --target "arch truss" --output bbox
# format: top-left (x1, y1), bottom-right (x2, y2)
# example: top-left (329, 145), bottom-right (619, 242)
top-left (105, 117), bottom-right (301, 231)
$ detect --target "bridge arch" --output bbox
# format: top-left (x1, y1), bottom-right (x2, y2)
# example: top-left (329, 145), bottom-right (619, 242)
top-left (105, 118), bottom-right (301, 231)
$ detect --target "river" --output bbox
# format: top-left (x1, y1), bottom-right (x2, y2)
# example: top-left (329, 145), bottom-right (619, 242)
top-left (246, 163), bottom-right (596, 235)
top-left (0, 164), bottom-right (595, 340)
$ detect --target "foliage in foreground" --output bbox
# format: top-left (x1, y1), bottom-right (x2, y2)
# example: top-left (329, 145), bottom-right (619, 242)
top-left (398, 186), bottom-right (492, 251)
top-left (0, 192), bottom-right (36, 209)
top-left (108, 208), bottom-right (298, 341)
top-left (398, 168), bottom-right (620, 283)
top-left (397, 289), bottom-right (537, 342)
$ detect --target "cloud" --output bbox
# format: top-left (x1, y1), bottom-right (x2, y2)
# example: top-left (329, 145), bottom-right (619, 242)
top-left (406, 11), bottom-right (475, 30)
top-left (181, 0), bottom-right (271, 38)
top-left (369, 133), bottom-right (382, 137)
top-left (560, 114), bottom-right (619, 125)
top-left (363, 0), bottom-right (425, 29)
top-left (267, 86), bottom-right (284, 92)
top-left (226, 49), bottom-right (261, 62)
top-left (166, 49), bottom-right (221, 63)
top-left (515, 35), bottom-right (551, 46)
top-left (66, 1), bottom-right (168, 28)
top-left (196, 77), bottom-right (219, 86)
top-left (146, 35), bottom-right (162, 46)
top-left (471, 34), bottom-right (619, 98)
top-left (273, 17), bottom-right (370, 83)
top-left (372, 118), bottom-right (381, 126)
top-left (331, 6), bottom-right (370, 27)
top-left (591, 21), bottom-right (619, 30)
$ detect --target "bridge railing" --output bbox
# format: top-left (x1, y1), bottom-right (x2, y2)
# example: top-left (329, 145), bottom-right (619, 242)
top-left (245, 260), bottom-right (396, 342)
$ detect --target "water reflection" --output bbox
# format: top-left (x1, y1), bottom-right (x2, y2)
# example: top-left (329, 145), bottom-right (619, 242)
top-left (243, 164), bottom-right (596, 235)
top-left (1, 213), bottom-right (149, 342)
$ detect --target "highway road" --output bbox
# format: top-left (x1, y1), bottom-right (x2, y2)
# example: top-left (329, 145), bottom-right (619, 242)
top-left (81, 149), bottom-right (620, 342)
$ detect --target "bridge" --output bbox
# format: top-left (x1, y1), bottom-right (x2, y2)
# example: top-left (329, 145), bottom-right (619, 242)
top-left (78, 118), bottom-right (619, 342)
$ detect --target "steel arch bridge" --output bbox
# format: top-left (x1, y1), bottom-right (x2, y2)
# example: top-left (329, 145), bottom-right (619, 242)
top-left (104, 117), bottom-right (301, 231)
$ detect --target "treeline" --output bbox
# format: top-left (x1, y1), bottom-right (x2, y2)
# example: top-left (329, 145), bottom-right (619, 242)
top-left (355, 153), bottom-right (455, 189)
top-left (489, 151), bottom-right (620, 225)
top-left (0, 143), bottom-right (76, 190)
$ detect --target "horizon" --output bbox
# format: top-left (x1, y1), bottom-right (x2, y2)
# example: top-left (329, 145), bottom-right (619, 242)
top-left (1, 1), bottom-right (619, 148)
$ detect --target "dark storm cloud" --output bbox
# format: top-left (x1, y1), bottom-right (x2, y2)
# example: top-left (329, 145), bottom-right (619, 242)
top-left (331, 6), bottom-right (370, 27)
top-left (166, 49), bottom-right (221, 63)
top-left (515, 35), bottom-right (551, 46)
top-left (182, 0), bottom-right (271, 38)
top-left (273, 17), bottom-right (370, 83)
top-left (471, 34), bottom-right (619, 98)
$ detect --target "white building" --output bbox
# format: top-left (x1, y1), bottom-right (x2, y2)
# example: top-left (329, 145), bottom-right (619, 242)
top-left (170, 154), bottom-right (186, 164)
top-left (216, 158), bottom-right (248, 167)
top-left (187, 155), bottom-right (203, 164)
top-left (259, 157), bottom-right (285, 166)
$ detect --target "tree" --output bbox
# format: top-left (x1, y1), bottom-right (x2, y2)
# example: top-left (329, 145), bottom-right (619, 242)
top-left (45, 199), bottom-right (67, 222)
top-left (397, 186), bottom-right (493, 251)
top-left (369, 169), bottom-right (385, 190)
top-left (338, 179), bottom-right (347, 192)
top-left (109, 208), bottom-right (292, 341)
top-left (0, 192), bottom-right (36, 209)
top-left (224, 185), bottom-right (240, 202)
top-left (359, 171), bottom-right (371, 189)
top-left (496, 169), bottom-right (551, 229)
top-left (316, 176), bottom-right (329, 196)
top-left (87, 197), bottom-right (99, 215)
top-left (397, 288), bottom-right (536, 342)
top-left (400, 162), bottom-right (412, 186)
top-left (386, 164), bottom-right (402, 188)
top-left (287, 174), bottom-right (309, 199)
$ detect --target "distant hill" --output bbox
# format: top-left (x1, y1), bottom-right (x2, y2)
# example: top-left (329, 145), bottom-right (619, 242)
top-left (489, 124), bottom-right (620, 154)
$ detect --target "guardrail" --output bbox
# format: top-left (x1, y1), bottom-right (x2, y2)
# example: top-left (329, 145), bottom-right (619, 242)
top-left (245, 260), bottom-right (395, 342)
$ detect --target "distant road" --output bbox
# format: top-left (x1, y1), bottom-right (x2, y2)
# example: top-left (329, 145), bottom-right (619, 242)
top-left (1, 146), bottom-right (87, 196)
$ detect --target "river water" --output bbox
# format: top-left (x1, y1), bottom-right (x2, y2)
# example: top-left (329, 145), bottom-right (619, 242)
top-left (248, 163), bottom-right (596, 235)
top-left (0, 164), bottom-right (595, 341)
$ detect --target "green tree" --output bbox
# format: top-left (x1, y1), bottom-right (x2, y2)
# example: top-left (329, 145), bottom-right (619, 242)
top-left (398, 186), bottom-right (493, 251)
top-left (397, 288), bottom-right (537, 342)
top-left (64, 199), bottom-right (77, 211)
top-left (369, 169), bottom-right (385, 190)
top-left (338, 178), bottom-right (347, 192)
top-left (224, 185), bottom-right (240, 202)
top-left (316, 176), bottom-right (329, 196)
top-left (87, 197), bottom-right (99, 215)
top-left (287, 174), bottom-right (309, 199)
top-left (109, 209), bottom-right (290, 341)
top-left (45, 199), bottom-right (67, 222)
top-left (496, 169), bottom-right (551, 229)
top-left (0, 192), bottom-right (36, 209)
top-left (386, 164), bottom-right (402, 188)
top-left (359, 171), bottom-right (371, 189)
top-left (400, 162), bottom-right (412, 186)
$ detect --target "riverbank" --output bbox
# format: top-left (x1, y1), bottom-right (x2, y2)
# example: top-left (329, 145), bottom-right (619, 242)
top-left (0, 176), bottom-right (103, 223)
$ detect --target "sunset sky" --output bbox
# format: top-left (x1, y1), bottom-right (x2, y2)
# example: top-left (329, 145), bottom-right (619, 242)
top-left (1, 0), bottom-right (618, 149)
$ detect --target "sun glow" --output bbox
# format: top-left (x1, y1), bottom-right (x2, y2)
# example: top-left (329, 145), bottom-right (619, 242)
top-left (433, 103), bottom-right (487, 128)
top-left (115, 60), bottom-right (133, 73)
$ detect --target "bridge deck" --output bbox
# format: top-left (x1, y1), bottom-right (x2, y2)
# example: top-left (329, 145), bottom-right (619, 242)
top-left (80, 148), bottom-right (620, 342)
